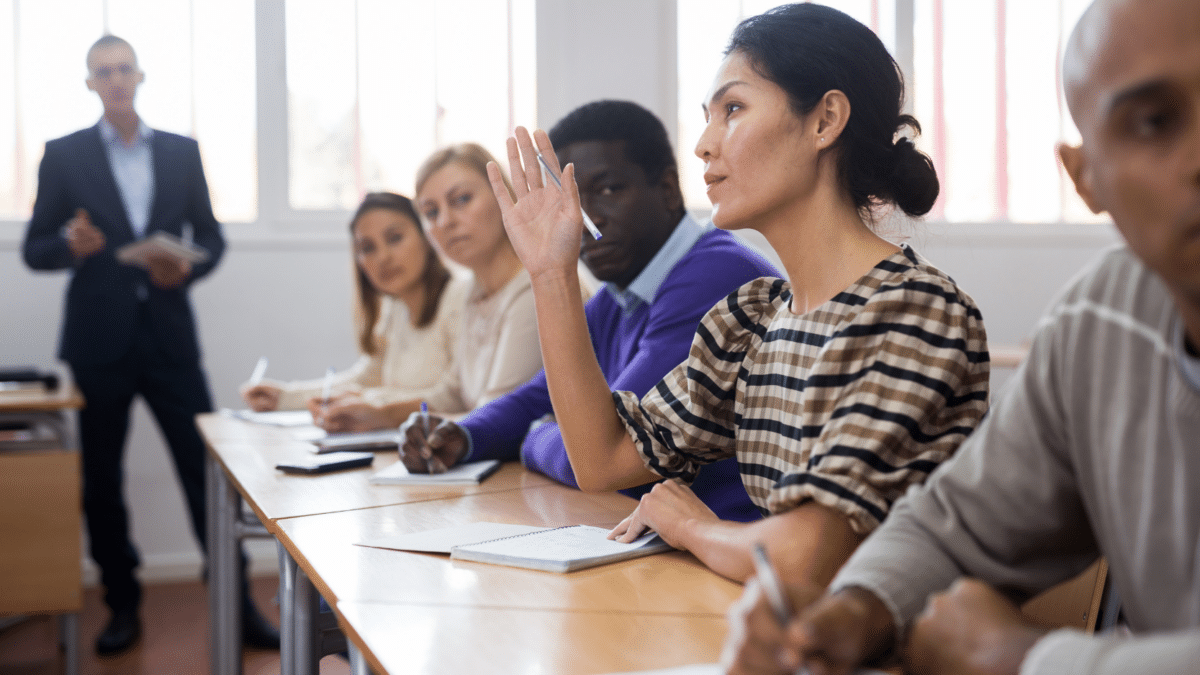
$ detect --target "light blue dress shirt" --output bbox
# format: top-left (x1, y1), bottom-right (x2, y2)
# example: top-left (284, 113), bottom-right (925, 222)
top-left (604, 213), bottom-right (708, 316)
top-left (98, 117), bottom-right (155, 238)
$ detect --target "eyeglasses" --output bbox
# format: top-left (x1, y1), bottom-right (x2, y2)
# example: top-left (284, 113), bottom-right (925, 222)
top-left (90, 64), bottom-right (137, 81)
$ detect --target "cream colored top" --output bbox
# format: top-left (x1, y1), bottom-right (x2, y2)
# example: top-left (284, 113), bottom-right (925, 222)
top-left (277, 275), bottom-right (472, 410)
top-left (424, 268), bottom-right (544, 415)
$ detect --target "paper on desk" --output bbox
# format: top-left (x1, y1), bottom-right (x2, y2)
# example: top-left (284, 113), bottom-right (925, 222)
top-left (222, 409), bottom-right (316, 427)
top-left (602, 665), bottom-right (891, 674)
top-left (356, 521), bottom-right (547, 554)
top-left (604, 658), bottom-right (888, 667)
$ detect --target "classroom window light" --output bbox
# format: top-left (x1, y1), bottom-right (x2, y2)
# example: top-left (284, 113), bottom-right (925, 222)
top-left (284, 0), bottom-right (536, 211)
top-left (676, 0), bottom-right (1102, 225)
top-left (0, 0), bottom-right (256, 223)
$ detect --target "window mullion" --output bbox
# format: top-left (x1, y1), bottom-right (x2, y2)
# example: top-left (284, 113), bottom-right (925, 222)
top-left (255, 0), bottom-right (289, 227)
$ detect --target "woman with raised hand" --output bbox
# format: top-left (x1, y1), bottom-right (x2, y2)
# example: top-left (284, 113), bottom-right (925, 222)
top-left (486, 3), bottom-right (989, 585)
top-left (240, 192), bottom-right (469, 422)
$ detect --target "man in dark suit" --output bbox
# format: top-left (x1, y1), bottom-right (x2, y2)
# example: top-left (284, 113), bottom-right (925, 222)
top-left (22, 35), bottom-right (277, 656)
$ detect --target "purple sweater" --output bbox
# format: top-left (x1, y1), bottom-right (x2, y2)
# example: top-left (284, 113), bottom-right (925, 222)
top-left (461, 228), bottom-right (779, 522)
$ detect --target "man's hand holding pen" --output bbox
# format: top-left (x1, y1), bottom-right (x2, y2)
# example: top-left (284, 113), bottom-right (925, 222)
top-left (398, 412), bottom-right (468, 475)
top-left (722, 580), bottom-right (896, 675)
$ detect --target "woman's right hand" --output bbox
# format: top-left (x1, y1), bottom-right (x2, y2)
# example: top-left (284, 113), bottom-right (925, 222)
top-left (240, 381), bottom-right (282, 412)
top-left (487, 126), bottom-right (586, 284)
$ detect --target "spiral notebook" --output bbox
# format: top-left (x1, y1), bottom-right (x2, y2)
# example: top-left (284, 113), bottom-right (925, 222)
top-left (357, 522), bottom-right (671, 573)
top-left (450, 524), bottom-right (671, 573)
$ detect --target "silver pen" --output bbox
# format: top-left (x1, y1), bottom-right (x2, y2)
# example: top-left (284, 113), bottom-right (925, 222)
top-left (752, 542), bottom-right (792, 624)
top-left (248, 356), bottom-right (268, 385)
top-left (315, 366), bottom-right (334, 428)
top-left (536, 151), bottom-right (603, 240)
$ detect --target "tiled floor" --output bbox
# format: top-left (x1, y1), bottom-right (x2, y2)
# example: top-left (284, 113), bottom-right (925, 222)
top-left (0, 576), bottom-right (352, 675)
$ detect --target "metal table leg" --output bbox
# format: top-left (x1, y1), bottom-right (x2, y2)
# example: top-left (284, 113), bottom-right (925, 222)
top-left (59, 613), bottom-right (78, 675)
top-left (278, 542), bottom-right (297, 675)
top-left (207, 454), bottom-right (242, 675)
top-left (293, 567), bottom-right (319, 675)
top-left (348, 642), bottom-right (371, 675)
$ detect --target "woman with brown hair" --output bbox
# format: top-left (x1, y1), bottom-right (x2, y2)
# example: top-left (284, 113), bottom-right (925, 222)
top-left (240, 192), bottom-right (469, 418)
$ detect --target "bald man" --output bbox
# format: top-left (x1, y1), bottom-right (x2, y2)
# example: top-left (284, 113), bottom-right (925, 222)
top-left (720, 1), bottom-right (1200, 674)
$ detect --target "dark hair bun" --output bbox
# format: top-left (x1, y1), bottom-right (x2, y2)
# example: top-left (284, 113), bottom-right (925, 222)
top-left (887, 135), bottom-right (940, 217)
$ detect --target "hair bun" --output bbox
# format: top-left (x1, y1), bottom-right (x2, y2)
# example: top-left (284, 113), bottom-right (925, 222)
top-left (887, 136), bottom-right (940, 217)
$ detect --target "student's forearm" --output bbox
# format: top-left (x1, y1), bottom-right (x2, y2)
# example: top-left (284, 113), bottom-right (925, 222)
top-left (677, 502), bottom-right (863, 584)
top-left (380, 399), bottom-right (422, 427)
top-left (530, 268), bottom-right (655, 491)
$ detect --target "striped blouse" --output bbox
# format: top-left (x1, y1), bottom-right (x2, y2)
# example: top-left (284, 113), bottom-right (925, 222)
top-left (613, 246), bottom-right (990, 534)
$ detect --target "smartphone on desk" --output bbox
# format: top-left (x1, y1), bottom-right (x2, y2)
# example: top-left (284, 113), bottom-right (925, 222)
top-left (276, 451), bottom-right (374, 475)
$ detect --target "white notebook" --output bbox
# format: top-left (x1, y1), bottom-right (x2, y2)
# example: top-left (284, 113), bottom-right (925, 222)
top-left (368, 459), bottom-right (501, 486)
top-left (222, 409), bottom-right (315, 427)
top-left (312, 429), bottom-right (401, 454)
top-left (602, 666), bottom-right (890, 675)
top-left (451, 524), bottom-right (670, 573)
top-left (116, 231), bottom-right (210, 267)
top-left (357, 521), bottom-right (547, 554)
top-left (357, 522), bottom-right (670, 573)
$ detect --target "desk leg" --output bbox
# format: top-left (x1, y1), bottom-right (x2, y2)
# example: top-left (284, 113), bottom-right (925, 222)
top-left (348, 643), bottom-right (370, 675)
top-left (293, 567), bottom-right (319, 675)
top-left (207, 453), bottom-right (242, 675)
top-left (59, 613), bottom-right (78, 675)
top-left (278, 542), bottom-right (297, 675)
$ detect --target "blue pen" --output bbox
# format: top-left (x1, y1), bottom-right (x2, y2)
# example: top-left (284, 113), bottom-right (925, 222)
top-left (536, 151), bottom-right (603, 241)
top-left (420, 401), bottom-right (438, 474)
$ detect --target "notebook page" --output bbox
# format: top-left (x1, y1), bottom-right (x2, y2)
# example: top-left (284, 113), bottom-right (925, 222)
top-left (456, 525), bottom-right (661, 562)
top-left (356, 522), bottom-right (547, 554)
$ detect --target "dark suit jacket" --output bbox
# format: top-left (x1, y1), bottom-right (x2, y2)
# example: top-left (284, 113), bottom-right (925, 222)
top-left (22, 123), bottom-right (226, 367)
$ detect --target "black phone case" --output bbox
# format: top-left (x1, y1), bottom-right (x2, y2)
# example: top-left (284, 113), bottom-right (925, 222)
top-left (276, 453), bottom-right (374, 474)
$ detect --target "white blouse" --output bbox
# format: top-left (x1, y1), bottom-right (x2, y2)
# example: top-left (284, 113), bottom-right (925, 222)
top-left (276, 275), bottom-right (471, 410)
top-left (423, 268), bottom-right (544, 415)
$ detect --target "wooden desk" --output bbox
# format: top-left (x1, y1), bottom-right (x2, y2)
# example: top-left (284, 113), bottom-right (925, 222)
top-left (200, 412), bottom-right (554, 675)
top-left (200, 412), bottom-right (743, 675)
top-left (274, 486), bottom-right (741, 616)
top-left (214, 438), bottom-right (553, 525)
top-left (337, 602), bottom-right (727, 675)
top-left (0, 385), bottom-right (84, 675)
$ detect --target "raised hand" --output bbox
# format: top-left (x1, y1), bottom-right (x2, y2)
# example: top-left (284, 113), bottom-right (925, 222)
top-left (486, 127), bottom-right (586, 284)
top-left (65, 208), bottom-right (106, 260)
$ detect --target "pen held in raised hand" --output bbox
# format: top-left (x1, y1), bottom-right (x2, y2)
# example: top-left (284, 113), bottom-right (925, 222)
top-left (536, 151), bottom-right (603, 241)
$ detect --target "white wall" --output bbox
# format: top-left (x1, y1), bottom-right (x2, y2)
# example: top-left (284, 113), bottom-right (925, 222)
top-left (0, 0), bottom-right (1121, 584)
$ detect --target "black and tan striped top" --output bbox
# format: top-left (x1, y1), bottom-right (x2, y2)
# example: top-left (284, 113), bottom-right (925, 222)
top-left (613, 246), bottom-right (990, 534)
